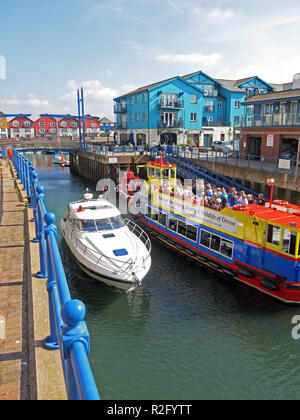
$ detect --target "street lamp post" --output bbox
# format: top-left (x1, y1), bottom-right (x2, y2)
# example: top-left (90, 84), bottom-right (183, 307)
top-left (267, 178), bottom-right (275, 208)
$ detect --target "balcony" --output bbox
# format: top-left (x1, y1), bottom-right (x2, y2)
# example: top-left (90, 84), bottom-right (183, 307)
top-left (117, 121), bottom-right (127, 129)
top-left (158, 120), bottom-right (183, 129)
top-left (242, 112), bottom-right (300, 128)
top-left (203, 90), bottom-right (218, 97)
top-left (202, 120), bottom-right (231, 127)
top-left (157, 99), bottom-right (184, 110)
top-left (204, 106), bottom-right (215, 113)
top-left (114, 103), bottom-right (127, 113)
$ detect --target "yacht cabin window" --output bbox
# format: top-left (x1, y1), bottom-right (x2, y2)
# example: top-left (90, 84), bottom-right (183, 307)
top-left (80, 216), bottom-right (124, 232)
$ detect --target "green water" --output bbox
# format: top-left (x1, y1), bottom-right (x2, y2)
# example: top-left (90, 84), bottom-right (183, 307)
top-left (30, 153), bottom-right (300, 400)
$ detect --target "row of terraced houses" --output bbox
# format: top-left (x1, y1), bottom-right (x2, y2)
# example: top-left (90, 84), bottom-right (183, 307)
top-left (0, 114), bottom-right (114, 139)
top-left (114, 70), bottom-right (300, 159)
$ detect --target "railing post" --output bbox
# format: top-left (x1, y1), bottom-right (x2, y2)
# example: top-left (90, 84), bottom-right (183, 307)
top-left (60, 299), bottom-right (96, 400)
top-left (36, 185), bottom-right (48, 279)
top-left (44, 212), bottom-right (60, 351)
top-left (32, 172), bottom-right (40, 242)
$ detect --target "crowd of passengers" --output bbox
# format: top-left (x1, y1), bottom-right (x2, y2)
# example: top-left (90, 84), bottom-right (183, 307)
top-left (158, 183), bottom-right (266, 211)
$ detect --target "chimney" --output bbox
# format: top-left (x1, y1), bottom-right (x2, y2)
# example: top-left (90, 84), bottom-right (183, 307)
top-left (292, 73), bottom-right (300, 89)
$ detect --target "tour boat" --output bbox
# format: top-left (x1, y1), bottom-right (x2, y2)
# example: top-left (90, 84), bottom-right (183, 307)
top-left (122, 156), bottom-right (300, 305)
top-left (60, 190), bottom-right (152, 290)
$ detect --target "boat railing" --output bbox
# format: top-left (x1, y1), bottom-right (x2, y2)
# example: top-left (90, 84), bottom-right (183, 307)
top-left (123, 218), bottom-right (152, 259)
top-left (9, 147), bottom-right (100, 401)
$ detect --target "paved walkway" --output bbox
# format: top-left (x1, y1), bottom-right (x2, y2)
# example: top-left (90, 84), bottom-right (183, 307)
top-left (0, 159), bottom-right (30, 400)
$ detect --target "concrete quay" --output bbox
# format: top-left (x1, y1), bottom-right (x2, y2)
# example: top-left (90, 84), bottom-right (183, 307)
top-left (0, 158), bottom-right (66, 400)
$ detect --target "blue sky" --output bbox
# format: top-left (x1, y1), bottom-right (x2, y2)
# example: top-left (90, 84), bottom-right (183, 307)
top-left (1, 0), bottom-right (300, 119)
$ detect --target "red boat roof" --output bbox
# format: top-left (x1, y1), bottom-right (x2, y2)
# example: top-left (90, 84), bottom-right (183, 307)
top-left (233, 204), bottom-right (300, 229)
top-left (147, 155), bottom-right (176, 168)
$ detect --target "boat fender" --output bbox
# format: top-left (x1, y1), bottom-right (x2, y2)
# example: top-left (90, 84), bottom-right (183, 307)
top-left (260, 279), bottom-right (278, 292)
top-left (238, 268), bottom-right (253, 278)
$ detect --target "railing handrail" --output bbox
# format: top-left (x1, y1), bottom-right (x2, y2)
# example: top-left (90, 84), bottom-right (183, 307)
top-left (9, 146), bottom-right (100, 401)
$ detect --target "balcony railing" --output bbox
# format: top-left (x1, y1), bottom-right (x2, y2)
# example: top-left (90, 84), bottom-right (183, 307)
top-left (114, 103), bottom-right (127, 114)
top-left (242, 112), bottom-right (300, 128)
top-left (203, 90), bottom-right (218, 97)
top-left (117, 121), bottom-right (127, 129)
top-left (158, 120), bottom-right (183, 129)
top-left (204, 106), bottom-right (215, 113)
top-left (157, 99), bottom-right (184, 110)
top-left (202, 120), bottom-right (231, 127)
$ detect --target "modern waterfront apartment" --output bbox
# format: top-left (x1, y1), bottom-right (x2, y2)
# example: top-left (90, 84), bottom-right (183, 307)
top-left (240, 74), bottom-right (300, 160)
top-left (114, 71), bottom-right (292, 147)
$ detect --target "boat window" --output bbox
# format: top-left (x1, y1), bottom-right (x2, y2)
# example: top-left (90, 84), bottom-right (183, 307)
top-left (82, 220), bottom-right (97, 232)
top-left (266, 224), bottom-right (281, 246)
top-left (170, 169), bottom-right (176, 179)
top-left (200, 229), bottom-right (234, 259)
top-left (186, 225), bottom-right (197, 242)
top-left (200, 230), bottom-right (211, 248)
top-left (110, 216), bottom-right (124, 229)
top-left (211, 235), bottom-right (221, 252)
top-left (148, 167), bottom-right (155, 178)
top-left (168, 216), bottom-right (177, 232)
top-left (282, 229), bottom-right (297, 256)
top-left (162, 169), bottom-right (169, 179)
top-left (155, 168), bottom-right (161, 179)
top-left (158, 212), bottom-right (166, 226)
top-left (177, 220), bottom-right (187, 236)
top-left (220, 239), bottom-right (234, 259)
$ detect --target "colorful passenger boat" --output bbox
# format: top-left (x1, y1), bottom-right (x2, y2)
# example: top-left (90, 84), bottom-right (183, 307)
top-left (123, 156), bottom-right (300, 305)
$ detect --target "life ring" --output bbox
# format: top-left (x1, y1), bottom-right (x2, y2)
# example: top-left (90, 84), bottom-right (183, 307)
top-left (273, 200), bottom-right (288, 206)
top-left (233, 204), bottom-right (249, 211)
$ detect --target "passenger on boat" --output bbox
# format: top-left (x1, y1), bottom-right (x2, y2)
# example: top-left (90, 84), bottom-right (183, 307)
top-left (256, 193), bottom-right (265, 206)
top-left (238, 192), bottom-right (248, 205)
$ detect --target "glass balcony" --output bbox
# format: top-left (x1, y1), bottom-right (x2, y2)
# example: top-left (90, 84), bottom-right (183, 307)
top-left (114, 103), bottom-right (127, 113)
top-left (117, 121), bottom-right (127, 129)
top-left (157, 99), bottom-right (184, 110)
top-left (204, 106), bottom-right (215, 113)
top-left (242, 112), bottom-right (300, 128)
top-left (158, 120), bottom-right (183, 129)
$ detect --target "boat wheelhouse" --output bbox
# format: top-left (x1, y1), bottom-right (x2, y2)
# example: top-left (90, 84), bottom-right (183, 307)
top-left (125, 156), bottom-right (300, 304)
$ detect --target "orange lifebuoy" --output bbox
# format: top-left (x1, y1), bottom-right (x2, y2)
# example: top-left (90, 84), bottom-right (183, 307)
top-left (273, 200), bottom-right (288, 206)
top-left (233, 204), bottom-right (249, 211)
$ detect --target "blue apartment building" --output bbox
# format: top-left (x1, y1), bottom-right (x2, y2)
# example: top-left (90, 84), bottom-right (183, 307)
top-left (114, 71), bottom-right (291, 147)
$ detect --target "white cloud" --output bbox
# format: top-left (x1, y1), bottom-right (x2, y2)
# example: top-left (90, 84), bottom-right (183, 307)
top-left (156, 52), bottom-right (222, 67)
top-left (206, 8), bottom-right (235, 23)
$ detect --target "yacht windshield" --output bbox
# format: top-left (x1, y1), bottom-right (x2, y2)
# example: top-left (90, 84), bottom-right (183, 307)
top-left (82, 216), bottom-right (124, 232)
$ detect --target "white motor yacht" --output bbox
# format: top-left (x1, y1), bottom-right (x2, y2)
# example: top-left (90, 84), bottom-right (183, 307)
top-left (60, 190), bottom-right (152, 290)
top-left (52, 153), bottom-right (62, 164)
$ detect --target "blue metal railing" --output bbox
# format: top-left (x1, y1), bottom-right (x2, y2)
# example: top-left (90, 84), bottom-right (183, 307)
top-left (9, 146), bottom-right (100, 401)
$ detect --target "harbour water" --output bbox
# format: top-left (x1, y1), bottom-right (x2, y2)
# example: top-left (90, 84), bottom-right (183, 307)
top-left (30, 153), bottom-right (300, 400)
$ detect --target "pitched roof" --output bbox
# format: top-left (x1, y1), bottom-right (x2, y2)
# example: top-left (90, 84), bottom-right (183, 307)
top-left (116, 76), bottom-right (176, 98)
top-left (215, 79), bottom-right (244, 92)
